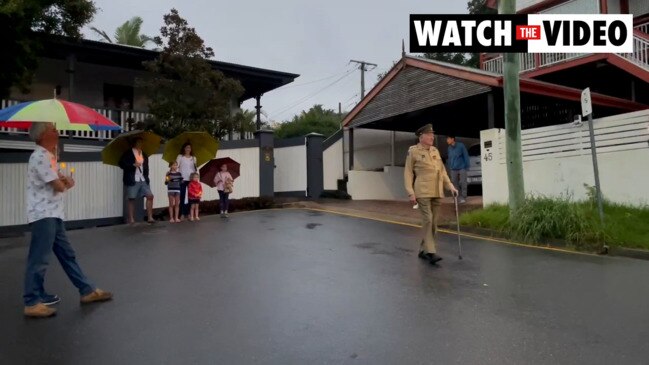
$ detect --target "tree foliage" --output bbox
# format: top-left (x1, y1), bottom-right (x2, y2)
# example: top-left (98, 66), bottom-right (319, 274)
top-left (0, 0), bottom-right (97, 98)
top-left (274, 105), bottom-right (342, 139)
top-left (425, 0), bottom-right (497, 68)
top-left (231, 109), bottom-right (260, 139)
top-left (138, 9), bottom-right (244, 139)
top-left (375, 0), bottom-right (496, 82)
top-left (91, 16), bottom-right (153, 47)
top-left (468, 0), bottom-right (497, 16)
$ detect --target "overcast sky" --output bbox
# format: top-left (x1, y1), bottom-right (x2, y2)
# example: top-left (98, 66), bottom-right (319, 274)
top-left (86, 0), bottom-right (468, 122)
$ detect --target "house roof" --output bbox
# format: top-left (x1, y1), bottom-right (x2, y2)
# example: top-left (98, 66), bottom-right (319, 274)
top-left (342, 55), bottom-right (647, 128)
top-left (40, 35), bottom-right (299, 102)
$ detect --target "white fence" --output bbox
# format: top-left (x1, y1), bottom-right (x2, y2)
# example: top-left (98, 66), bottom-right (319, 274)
top-left (148, 148), bottom-right (261, 210)
top-left (1, 145), bottom-right (262, 227)
top-left (481, 110), bottom-right (649, 206)
top-left (323, 137), bottom-right (343, 190)
top-left (348, 167), bottom-right (409, 200)
top-left (1, 135), bottom-right (325, 228)
top-left (0, 161), bottom-right (123, 227)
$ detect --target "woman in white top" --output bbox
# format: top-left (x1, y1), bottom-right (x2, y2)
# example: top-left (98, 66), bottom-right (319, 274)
top-left (213, 164), bottom-right (233, 218)
top-left (176, 143), bottom-right (197, 220)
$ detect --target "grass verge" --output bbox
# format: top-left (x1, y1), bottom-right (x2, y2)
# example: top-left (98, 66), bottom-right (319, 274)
top-left (460, 196), bottom-right (649, 251)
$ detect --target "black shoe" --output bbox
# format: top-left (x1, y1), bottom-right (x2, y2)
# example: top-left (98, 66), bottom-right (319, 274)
top-left (42, 294), bottom-right (60, 306)
top-left (426, 253), bottom-right (443, 265)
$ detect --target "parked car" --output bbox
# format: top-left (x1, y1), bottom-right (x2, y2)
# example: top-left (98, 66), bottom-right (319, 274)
top-left (467, 143), bottom-right (482, 186)
top-left (443, 142), bottom-right (482, 187)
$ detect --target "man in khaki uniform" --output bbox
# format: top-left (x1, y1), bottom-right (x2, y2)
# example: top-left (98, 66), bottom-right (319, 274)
top-left (404, 124), bottom-right (458, 264)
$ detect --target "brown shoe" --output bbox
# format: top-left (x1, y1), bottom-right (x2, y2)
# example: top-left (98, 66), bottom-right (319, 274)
top-left (80, 289), bottom-right (113, 304)
top-left (24, 303), bottom-right (57, 318)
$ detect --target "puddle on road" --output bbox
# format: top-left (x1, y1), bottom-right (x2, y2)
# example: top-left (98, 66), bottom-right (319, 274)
top-left (354, 242), bottom-right (412, 258)
top-left (306, 223), bottom-right (322, 230)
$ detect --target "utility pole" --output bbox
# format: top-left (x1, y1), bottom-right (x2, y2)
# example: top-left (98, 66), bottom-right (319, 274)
top-left (347, 60), bottom-right (377, 172)
top-left (350, 59), bottom-right (377, 98)
top-left (499, 0), bottom-right (525, 213)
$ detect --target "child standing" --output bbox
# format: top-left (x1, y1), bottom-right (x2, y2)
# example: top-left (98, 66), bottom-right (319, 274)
top-left (165, 162), bottom-right (183, 222)
top-left (188, 172), bottom-right (203, 221)
top-left (214, 164), bottom-right (234, 218)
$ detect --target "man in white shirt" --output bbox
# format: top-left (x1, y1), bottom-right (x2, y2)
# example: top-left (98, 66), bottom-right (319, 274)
top-left (23, 122), bottom-right (113, 318)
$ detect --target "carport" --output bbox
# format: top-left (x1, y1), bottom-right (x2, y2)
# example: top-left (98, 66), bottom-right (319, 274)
top-left (340, 56), bottom-right (645, 200)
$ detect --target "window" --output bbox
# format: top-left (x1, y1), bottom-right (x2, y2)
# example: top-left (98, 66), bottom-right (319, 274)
top-left (468, 143), bottom-right (481, 157)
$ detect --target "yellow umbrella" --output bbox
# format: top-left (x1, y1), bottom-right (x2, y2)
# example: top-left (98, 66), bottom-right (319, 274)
top-left (163, 131), bottom-right (219, 167)
top-left (101, 130), bottom-right (162, 166)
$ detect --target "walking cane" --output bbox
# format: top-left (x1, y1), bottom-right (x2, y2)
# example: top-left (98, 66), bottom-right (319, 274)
top-left (454, 195), bottom-right (463, 260)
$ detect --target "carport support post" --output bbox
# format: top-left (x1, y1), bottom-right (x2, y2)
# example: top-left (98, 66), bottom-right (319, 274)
top-left (349, 128), bottom-right (354, 171)
top-left (390, 131), bottom-right (396, 166)
top-left (499, 0), bottom-right (525, 213)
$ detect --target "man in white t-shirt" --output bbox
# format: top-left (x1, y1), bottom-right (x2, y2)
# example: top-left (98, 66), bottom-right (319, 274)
top-left (23, 123), bottom-right (113, 318)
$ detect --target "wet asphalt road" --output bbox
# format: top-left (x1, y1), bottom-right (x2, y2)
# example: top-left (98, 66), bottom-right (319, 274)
top-left (1, 209), bottom-right (648, 365)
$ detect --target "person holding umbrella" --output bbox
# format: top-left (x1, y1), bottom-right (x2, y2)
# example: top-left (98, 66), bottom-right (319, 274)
top-left (199, 157), bottom-right (240, 218)
top-left (214, 164), bottom-right (234, 218)
top-left (119, 138), bottom-right (155, 224)
top-left (162, 132), bottom-right (220, 220)
top-left (23, 123), bottom-right (112, 318)
top-left (176, 143), bottom-right (197, 220)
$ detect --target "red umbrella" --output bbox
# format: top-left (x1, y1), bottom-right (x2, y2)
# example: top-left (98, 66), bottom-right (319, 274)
top-left (199, 157), bottom-right (240, 188)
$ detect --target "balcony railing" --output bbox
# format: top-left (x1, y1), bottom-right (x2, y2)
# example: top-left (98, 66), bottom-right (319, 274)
top-left (482, 52), bottom-right (587, 74)
top-left (0, 99), bottom-right (257, 142)
top-left (481, 23), bottom-right (649, 75)
top-left (636, 22), bottom-right (649, 35)
top-left (0, 99), bottom-right (148, 140)
top-left (620, 31), bottom-right (649, 69)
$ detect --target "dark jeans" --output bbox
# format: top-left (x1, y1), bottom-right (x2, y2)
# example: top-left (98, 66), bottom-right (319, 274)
top-left (180, 180), bottom-right (190, 217)
top-left (24, 218), bottom-right (94, 306)
top-left (218, 190), bottom-right (230, 212)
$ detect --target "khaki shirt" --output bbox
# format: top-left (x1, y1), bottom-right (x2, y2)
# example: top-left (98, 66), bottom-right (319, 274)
top-left (404, 143), bottom-right (453, 198)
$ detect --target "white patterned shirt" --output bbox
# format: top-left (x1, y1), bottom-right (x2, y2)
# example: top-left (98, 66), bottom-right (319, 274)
top-left (26, 146), bottom-right (64, 223)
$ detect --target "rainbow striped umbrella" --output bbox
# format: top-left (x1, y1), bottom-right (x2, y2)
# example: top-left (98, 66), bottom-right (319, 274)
top-left (0, 99), bottom-right (121, 131)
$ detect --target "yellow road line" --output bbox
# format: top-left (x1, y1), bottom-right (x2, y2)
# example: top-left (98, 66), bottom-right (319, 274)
top-left (300, 207), bottom-right (599, 257)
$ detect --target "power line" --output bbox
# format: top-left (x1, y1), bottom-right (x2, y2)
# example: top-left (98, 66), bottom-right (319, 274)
top-left (273, 63), bottom-right (355, 91)
top-left (269, 68), bottom-right (357, 120)
top-left (345, 99), bottom-right (358, 110)
top-left (344, 93), bottom-right (359, 103)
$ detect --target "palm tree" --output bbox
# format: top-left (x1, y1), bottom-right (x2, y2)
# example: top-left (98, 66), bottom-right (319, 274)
top-left (91, 16), bottom-right (153, 47)
top-left (233, 110), bottom-right (259, 139)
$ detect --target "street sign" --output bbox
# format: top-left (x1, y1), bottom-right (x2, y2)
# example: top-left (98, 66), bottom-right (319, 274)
top-left (581, 88), bottom-right (592, 117)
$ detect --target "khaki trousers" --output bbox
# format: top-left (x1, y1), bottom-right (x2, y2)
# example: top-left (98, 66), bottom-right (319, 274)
top-left (416, 197), bottom-right (441, 254)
